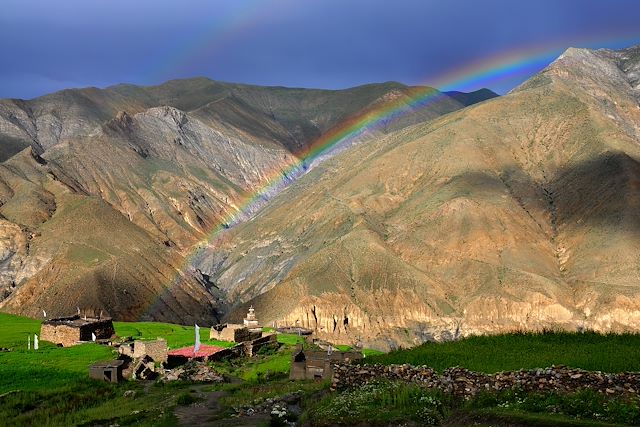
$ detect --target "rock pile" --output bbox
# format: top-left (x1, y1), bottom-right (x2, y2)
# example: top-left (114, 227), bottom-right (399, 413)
top-left (232, 391), bottom-right (304, 420)
top-left (160, 361), bottom-right (224, 383)
top-left (331, 364), bottom-right (640, 398)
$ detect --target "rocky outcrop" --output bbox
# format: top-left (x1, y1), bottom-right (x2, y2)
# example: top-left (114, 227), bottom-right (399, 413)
top-left (0, 220), bottom-right (28, 301)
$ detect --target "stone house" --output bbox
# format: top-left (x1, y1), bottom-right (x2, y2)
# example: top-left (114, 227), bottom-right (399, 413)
top-left (89, 360), bottom-right (124, 383)
top-left (210, 306), bottom-right (264, 343)
top-left (40, 315), bottom-right (115, 347)
top-left (118, 339), bottom-right (168, 363)
top-left (290, 345), bottom-right (363, 380)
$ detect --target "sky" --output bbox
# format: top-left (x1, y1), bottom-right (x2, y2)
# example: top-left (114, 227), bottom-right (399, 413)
top-left (1, 0), bottom-right (639, 99)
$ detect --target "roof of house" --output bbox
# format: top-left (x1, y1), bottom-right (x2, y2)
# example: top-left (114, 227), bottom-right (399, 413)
top-left (167, 344), bottom-right (226, 358)
top-left (91, 360), bottom-right (125, 369)
top-left (43, 315), bottom-right (112, 327)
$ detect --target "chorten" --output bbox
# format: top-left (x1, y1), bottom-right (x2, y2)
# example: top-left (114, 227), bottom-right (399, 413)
top-left (243, 306), bottom-right (260, 330)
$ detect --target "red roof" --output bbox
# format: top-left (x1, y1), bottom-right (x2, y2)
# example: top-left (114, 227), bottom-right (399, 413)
top-left (167, 344), bottom-right (225, 358)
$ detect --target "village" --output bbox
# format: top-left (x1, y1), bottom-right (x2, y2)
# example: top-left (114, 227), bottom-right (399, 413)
top-left (34, 306), bottom-right (364, 385)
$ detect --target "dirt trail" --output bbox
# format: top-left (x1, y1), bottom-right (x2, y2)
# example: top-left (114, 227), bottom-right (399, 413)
top-left (173, 384), bottom-right (270, 427)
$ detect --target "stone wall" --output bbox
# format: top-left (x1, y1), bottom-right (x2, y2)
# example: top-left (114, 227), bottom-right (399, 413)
top-left (41, 317), bottom-right (115, 347)
top-left (211, 324), bottom-right (263, 343)
top-left (290, 349), bottom-right (363, 380)
top-left (235, 328), bottom-right (262, 343)
top-left (40, 323), bottom-right (81, 347)
top-left (331, 364), bottom-right (640, 398)
top-left (211, 324), bottom-right (244, 341)
top-left (243, 333), bottom-right (277, 357)
top-left (133, 339), bottom-right (168, 363)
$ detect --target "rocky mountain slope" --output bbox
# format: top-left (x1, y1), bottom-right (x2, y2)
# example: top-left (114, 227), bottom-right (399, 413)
top-left (201, 45), bottom-right (640, 348)
top-left (0, 78), bottom-right (495, 323)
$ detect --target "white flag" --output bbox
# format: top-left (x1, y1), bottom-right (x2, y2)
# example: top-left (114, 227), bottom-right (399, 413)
top-left (194, 324), bottom-right (201, 354)
top-left (91, 332), bottom-right (96, 342)
top-left (34, 334), bottom-right (39, 350)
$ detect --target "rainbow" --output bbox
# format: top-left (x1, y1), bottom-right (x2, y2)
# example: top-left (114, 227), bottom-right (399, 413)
top-left (140, 33), bottom-right (640, 321)
top-left (148, 0), bottom-right (291, 82)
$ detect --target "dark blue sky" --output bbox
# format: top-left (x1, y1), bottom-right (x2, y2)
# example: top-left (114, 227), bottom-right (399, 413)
top-left (1, 0), bottom-right (639, 99)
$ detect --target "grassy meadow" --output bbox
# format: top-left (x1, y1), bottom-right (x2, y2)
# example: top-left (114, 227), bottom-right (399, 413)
top-left (364, 331), bottom-right (640, 373)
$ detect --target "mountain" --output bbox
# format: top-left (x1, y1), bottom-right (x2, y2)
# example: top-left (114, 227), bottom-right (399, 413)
top-left (444, 88), bottom-right (502, 106)
top-left (199, 45), bottom-right (640, 349)
top-left (0, 77), bottom-right (495, 323)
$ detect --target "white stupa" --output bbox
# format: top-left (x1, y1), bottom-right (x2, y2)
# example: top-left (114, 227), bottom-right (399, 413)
top-left (243, 305), bottom-right (260, 330)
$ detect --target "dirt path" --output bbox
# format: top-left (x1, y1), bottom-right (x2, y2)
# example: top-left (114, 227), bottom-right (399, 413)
top-left (173, 384), bottom-right (271, 427)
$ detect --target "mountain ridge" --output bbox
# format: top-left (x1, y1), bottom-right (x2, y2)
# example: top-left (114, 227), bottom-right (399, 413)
top-left (0, 76), bottom-right (496, 324)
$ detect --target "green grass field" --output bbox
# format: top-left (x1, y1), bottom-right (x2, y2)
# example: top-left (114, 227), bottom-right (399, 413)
top-left (364, 331), bottom-right (640, 373)
top-left (0, 313), bottom-right (114, 393)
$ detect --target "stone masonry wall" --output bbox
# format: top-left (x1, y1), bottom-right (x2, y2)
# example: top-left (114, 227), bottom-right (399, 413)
top-left (133, 339), bottom-right (168, 363)
top-left (331, 364), bottom-right (640, 399)
top-left (243, 333), bottom-right (277, 356)
top-left (40, 323), bottom-right (81, 347)
top-left (212, 324), bottom-right (244, 341)
top-left (41, 318), bottom-right (115, 347)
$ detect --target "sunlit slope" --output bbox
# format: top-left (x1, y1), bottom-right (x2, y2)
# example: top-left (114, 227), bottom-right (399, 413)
top-left (206, 45), bottom-right (640, 347)
top-left (0, 150), bottom-right (217, 323)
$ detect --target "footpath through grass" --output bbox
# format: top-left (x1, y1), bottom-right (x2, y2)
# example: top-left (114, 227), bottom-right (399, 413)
top-left (364, 331), bottom-right (640, 373)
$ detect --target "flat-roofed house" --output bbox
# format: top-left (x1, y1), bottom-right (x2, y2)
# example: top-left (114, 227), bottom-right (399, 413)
top-left (40, 315), bottom-right (115, 347)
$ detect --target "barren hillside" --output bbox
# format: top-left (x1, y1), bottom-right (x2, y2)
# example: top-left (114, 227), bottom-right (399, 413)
top-left (202, 46), bottom-right (640, 348)
top-left (0, 78), bottom-right (493, 323)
